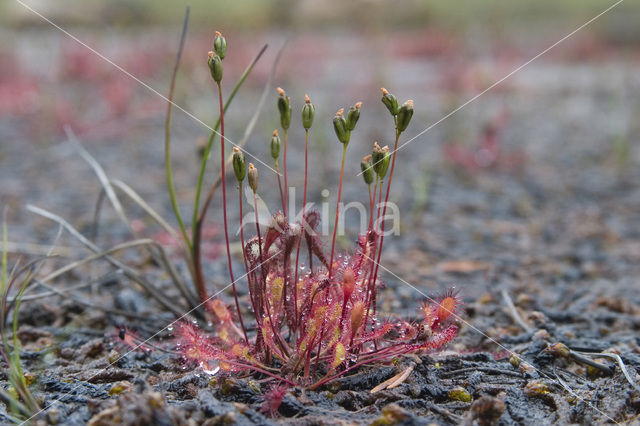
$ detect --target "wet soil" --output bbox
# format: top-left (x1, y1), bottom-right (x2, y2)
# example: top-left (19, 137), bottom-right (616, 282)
top-left (1, 28), bottom-right (640, 424)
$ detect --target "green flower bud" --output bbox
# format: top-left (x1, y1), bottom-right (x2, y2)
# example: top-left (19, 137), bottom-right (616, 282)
top-left (396, 100), bottom-right (414, 133)
top-left (213, 31), bottom-right (227, 60)
top-left (333, 108), bottom-right (350, 145)
top-left (302, 94), bottom-right (315, 130)
top-left (277, 87), bottom-right (291, 130)
top-left (372, 142), bottom-right (390, 179)
top-left (361, 155), bottom-right (374, 185)
top-left (270, 129), bottom-right (281, 161)
top-left (379, 148), bottom-right (391, 179)
top-left (248, 163), bottom-right (258, 193)
top-left (372, 142), bottom-right (384, 175)
top-left (208, 51), bottom-right (223, 83)
top-left (381, 87), bottom-right (398, 116)
top-left (346, 101), bottom-right (362, 131)
top-left (232, 147), bottom-right (246, 183)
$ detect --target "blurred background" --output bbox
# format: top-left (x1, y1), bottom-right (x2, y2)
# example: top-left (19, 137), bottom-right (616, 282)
top-left (1, 0), bottom-right (640, 287)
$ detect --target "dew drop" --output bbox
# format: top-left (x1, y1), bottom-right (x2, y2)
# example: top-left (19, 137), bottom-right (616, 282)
top-left (199, 360), bottom-right (220, 376)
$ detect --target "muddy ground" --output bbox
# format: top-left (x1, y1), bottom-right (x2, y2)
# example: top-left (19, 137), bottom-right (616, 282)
top-left (1, 27), bottom-right (640, 424)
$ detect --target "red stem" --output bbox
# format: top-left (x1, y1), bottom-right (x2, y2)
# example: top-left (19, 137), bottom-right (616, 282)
top-left (217, 82), bottom-right (248, 344)
top-left (225, 360), bottom-right (296, 386)
top-left (311, 303), bottom-right (329, 377)
top-left (254, 193), bottom-right (287, 357)
top-left (253, 194), bottom-right (267, 312)
top-left (363, 176), bottom-right (381, 326)
top-left (328, 144), bottom-right (348, 280)
top-left (282, 129), bottom-right (288, 217)
top-left (191, 222), bottom-right (208, 302)
top-left (370, 130), bottom-right (401, 311)
top-left (367, 183), bottom-right (373, 231)
top-left (239, 186), bottom-right (258, 322)
top-left (293, 129), bottom-right (310, 341)
top-left (276, 169), bottom-right (285, 214)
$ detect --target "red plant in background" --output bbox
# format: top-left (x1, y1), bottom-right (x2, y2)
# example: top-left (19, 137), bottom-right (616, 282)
top-left (169, 32), bottom-right (461, 390)
top-left (115, 326), bottom-right (154, 353)
top-left (444, 109), bottom-right (525, 171)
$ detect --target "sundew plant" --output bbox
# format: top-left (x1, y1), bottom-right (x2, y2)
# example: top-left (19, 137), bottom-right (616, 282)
top-left (171, 31), bottom-right (462, 390)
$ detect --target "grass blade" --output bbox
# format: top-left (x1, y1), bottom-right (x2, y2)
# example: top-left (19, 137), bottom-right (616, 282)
top-left (26, 205), bottom-right (189, 318)
top-left (165, 7), bottom-right (192, 250)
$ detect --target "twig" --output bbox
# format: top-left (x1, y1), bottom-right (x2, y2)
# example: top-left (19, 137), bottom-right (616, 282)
top-left (109, 179), bottom-right (200, 309)
top-left (35, 279), bottom-right (149, 319)
top-left (70, 130), bottom-right (199, 310)
top-left (567, 350), bottom-right (614, 376)
top-left (27, 205), bottom-right (188, 318)
top-left (577, 351), bottom-right (640, 392)
top-left (109, 179), bottom-right (182, 243)
top-left (9, 271), bottom-right (119, 302)
top-left (501, 289), bottom-right (534, 333)
top-left (3, 241), bottom-right (74, 258)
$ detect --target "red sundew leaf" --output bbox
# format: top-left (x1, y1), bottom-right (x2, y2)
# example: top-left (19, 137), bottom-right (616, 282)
top-left (207, 299), bottom-right (233, 324)
top-left (436, 297), bottom-right (457, 323)
top-left (429, 288), bottom-right (463, 329)
top-left (263, 213), bottom-right (288, 254)
top-left (260, 384), bottom-right (289, 417)
top-left (175, 322), bottom-right (219, 365)
top-left (356, 322), bottom-right (394, 344)
top-left (116, 326), bottom-right (154, 353)
top-left (419, 324), bottom-right (458, 352)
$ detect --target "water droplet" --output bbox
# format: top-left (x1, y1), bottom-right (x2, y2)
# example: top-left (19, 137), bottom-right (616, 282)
top-left (199, 360), bottom-right (220, 376)
top-left (167, 326), bottom-right (174, 332)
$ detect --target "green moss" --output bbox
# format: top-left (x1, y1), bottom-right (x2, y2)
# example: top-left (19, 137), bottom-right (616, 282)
top-left (448, 386), bottom-right (472, 403)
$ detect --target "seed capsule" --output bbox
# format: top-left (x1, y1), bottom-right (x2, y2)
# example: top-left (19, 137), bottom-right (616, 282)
top-left (378, 147), bottom-right (391, 179)
top-left (248, 163), bottom-right (258, 193)
top-left (346, 101), bottom-right (362, 131)
top-left (333, 108), bottom-right (350, 145)
top-left (207, 51), bottom-right (223, 83)
top-left (213, 31), bottom-right (227, 60)
top-left (381, 88), bottom-right (398, 116)
top-left (361, 155), bottom-right (374, 185)
top-left (302, 94), bottom-right (315, 130)
top-left (232, 147), bottom-right (246, 183)
top-left (277, 87), bottom-right (291, 130)
top-left (270, 129), bottom-right (281, 161)
top-left (372, 142), bottom-right (385, 176)
top-left (396, 100), bottom-right (414, 132)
